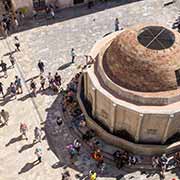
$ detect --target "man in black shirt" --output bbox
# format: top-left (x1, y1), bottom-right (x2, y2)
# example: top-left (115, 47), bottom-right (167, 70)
top-left (38, 60), bottom-right (45, 74)
top-left (0, 60), bottom-right (7, 78)
top-left (0, 82), bottom-right (5, 98)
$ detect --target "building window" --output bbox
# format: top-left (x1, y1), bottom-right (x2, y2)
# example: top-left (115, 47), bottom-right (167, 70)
top-left (74, 0), bottom-right (84, 5)
top-left (33, 0), bottom-right (46, 10)
top-left (175, 69), bottom-right (180, 86)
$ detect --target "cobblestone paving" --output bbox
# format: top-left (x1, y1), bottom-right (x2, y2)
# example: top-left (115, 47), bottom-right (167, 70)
top-left (0, 0), bottom-right (180, 179)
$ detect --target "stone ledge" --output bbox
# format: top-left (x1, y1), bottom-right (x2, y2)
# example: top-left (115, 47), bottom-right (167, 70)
top-left (77, 74), bottom-right (180, 155)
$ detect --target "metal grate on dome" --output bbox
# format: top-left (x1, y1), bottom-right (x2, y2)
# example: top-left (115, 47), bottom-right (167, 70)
top-left (137, 26), bottom-right (175, 50)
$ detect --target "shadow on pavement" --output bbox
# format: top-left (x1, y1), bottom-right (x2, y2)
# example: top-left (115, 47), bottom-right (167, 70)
top-left (18, 141), bottom-right (38, 153)
top-left (18, 160), bottom-right (40, 174)
top-left (51, 161), bottom-right (67, 169)
top-left (44, 93), bottom-right (126, 179)
top-left (3, 50), bottom-right (16, 57)
top-left (57, 62), bottom-right (72, 71)
top-left (0, 123), bottom-right (6, 128)
top-left (17, 93), bottom-right (32, 101)
top-left (17, 88), bottom-right (57, 102)
top-left (7, 0), bottom-right (143, 35)
top-left (44, 89), bottom-right (180, 179)
top-left (5, 135), bottom-right (22, 147)
top-left (25, 75), bottom-right (39, 83)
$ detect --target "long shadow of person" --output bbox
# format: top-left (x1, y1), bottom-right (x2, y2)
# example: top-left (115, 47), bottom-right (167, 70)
top-left (57, 62), bottom-right (72, 71)
top-left (0, 123), bottom-right (6, 128)
top-left (17, 93), bottom-right (32, 101)
top-left (18, 160), bottom-right (41, 174)
top-left (18, 141), bottom-right (38, 153)
top-left (3, 50), bottom-right (16, 57)
top-left (5, 135), bottom-right (22, 147)
top-left (25, 75), bottom-right (39, 83)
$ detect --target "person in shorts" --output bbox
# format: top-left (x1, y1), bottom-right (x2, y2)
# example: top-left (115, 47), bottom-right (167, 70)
top-left (20, 122), bottom-right (28, 140)
top-left (15, 75), bottom-right (23, 94)
top-left (14, 36), bottom-right (20, 51)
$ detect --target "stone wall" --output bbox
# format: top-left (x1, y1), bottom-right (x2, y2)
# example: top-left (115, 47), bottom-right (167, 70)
top-left (12, 0), bottom-right (89, 14)
top-left (83, 30), bottom-right (180, 145)
top-left (78, 75), bottom-right (175, 155)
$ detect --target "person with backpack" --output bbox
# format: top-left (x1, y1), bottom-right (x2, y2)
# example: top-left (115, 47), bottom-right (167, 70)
top-left (33, 127), bottom-right (42, 143)
top-left (20, 122), bottom-right (28, 140)
top-left (35, 147), bottom-right (42, 163)
top-left (15, 75), bottom-right (23, 94)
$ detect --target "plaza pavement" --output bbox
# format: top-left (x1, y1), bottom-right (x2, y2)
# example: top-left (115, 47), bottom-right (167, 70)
top-left (0, 0), bottom-right (180, 179)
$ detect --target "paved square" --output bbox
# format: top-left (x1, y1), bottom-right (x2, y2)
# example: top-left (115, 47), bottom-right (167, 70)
top-left (0, 0), bottom-right (180, 179)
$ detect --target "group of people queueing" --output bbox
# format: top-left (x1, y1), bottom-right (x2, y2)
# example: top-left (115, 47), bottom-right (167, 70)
top-left (29, 60), bottom-right (62, 97)
top-left (0, 75), bottom-right (23, 99)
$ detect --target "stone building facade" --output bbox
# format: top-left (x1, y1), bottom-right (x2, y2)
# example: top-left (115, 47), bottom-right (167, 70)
top-left (2, 0), bottom-right (89, 15)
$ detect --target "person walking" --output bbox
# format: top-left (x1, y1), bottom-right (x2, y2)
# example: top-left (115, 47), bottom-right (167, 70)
top-left (30, 79), bottom-right (37, 96)
top-left (33, 10), bottom-right (37, 20)
top-left (50, 8), bottom-right (55, 19)
top-left (71, 48), bottom-right (76, 63)
top-left (0, 60), bottom-right (7, 78)
top-left (66, 144), bottom-right (78, 164)
top-left (14, 36), bottom-right (20, 51)
top-left (0, 109), bottom-right (9, 125)
top-left (14, 17), bottom-right (19, 31)
top-left (0, 82), bottom-right (5, 98)
top-left (73, 139), bottom-right (81, 154)
top-left (10, 82), bottom-right (17, 99)
top-left (40, 75), bottom-right (46, 91)
top-left (54, 72), bottom-right (61, 86)
top-left (62, 171), bottom-right (71, 180)
top-left (33, 127), bottom-right (42, 143)
top-left (89, 170), bottom-right (97, 180)
top-left (9, 54), bottom-right (15, 68)
top-left (35, 147), bottom-right (42, 163)
top-left (48, 72), bottom-right (53, 87)
top-left (20, 122), bottom-right (28, 140)
top-left (115, 18), bottom-right (119, 31)
top-left (15, 75), bottom-right (23, 94)
top-left (37, 60), bottom-right (45, 74)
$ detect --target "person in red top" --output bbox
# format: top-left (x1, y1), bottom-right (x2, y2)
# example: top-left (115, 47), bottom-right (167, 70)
top-left (20, 122), bottom-right (28, 140)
